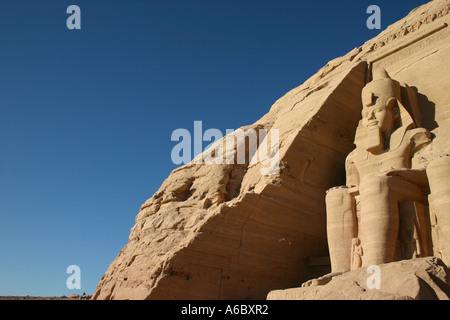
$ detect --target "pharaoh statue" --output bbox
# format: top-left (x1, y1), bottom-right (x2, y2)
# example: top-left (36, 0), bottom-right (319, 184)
top-left (325, 68), bottom-right (441, 273)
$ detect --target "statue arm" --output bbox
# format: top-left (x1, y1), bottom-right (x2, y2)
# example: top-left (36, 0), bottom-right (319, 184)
top-left (345, 152), bottom-right (360, 187)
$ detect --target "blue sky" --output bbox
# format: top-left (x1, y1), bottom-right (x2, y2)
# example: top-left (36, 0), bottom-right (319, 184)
top-left (0, 0), bottom-right (428, 297)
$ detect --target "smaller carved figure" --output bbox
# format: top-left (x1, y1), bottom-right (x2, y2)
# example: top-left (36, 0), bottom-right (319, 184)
top-left (351, 238), bottom-right (363, 270)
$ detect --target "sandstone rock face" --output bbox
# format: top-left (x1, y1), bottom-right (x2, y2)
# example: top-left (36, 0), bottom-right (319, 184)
top-left (94, 0), bottom-right (450, 300)
top-left (267, 257), bottom-right (450, 300)
top-left (93, 59), bottom-right (367, 301)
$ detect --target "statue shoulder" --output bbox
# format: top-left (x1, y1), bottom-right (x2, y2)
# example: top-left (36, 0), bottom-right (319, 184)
top-left (407, 127), bottom-right (432, 153)
top-left (346, 147), bottom-right (360, 162)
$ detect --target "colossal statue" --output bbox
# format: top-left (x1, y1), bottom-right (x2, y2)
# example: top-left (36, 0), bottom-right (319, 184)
top-left (325, 68), bottom-right (445, 273)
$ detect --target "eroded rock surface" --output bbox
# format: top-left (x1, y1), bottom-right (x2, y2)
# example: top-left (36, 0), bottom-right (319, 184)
top-left (267, 257), bottom-right (450, 300)
top-left (94, 0), bottom-right (450, 300)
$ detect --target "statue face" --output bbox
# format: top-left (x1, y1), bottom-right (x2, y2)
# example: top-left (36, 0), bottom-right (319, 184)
top-left (359, 74), bottom-right (401, 153)
top-left (362, 92), bottom-right (397, 138)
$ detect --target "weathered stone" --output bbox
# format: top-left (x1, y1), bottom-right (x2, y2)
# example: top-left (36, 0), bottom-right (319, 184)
top-left (267, 257), bottom-right (450, 300)
top-left (94, 0), bottom-right (450, 300)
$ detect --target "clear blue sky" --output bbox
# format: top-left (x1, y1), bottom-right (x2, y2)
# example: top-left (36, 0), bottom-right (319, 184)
top-left (0, 0), bottom-right (428, 297)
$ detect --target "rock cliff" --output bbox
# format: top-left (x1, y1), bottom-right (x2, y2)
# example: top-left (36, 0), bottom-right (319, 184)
top-left (93, 0), bottom-right (450, 300)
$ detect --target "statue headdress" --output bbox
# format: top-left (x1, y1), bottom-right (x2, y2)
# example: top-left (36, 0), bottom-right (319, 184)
top-left (355, 68), bottom-right (417, 151)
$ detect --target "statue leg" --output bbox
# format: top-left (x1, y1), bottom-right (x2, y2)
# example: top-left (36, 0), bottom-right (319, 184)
top-left (427, 156), bottom-right (450, 266)
top-left (359, 176), bottom-right (399, 267)
top-left (326, 187), bottom-right (357, 273)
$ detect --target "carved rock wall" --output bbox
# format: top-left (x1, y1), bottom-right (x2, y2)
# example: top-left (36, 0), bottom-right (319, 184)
top-left (93, 59), bottom-right (366, 300)
top-left (94, 0), bottom-right (450, 300)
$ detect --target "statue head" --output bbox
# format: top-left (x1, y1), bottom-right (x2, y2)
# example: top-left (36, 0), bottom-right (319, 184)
top-left (352, 238), bottom-right (361, 247)
top-left (360, 69), bottom-right (402, 153)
